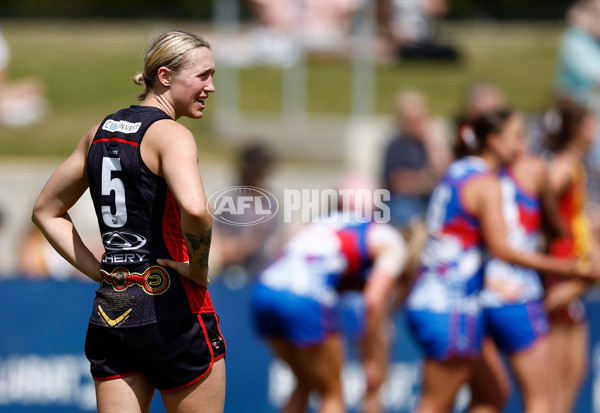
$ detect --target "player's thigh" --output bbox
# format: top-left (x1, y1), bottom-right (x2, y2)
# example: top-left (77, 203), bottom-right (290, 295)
top-left (420, 358), bottom-right (473, 413)
top-left (95, 374), bottom-right (155, 413)
top-left (509, 335), bottom-right (552, 401)
top-left (270, 334), bottom-right (345, 392)
top-left (161, 358), bottom-right (226, 413)
top-left (561, 322), bottom-right (588, 380)
top-left (470, 338), bottom-right (511, 409)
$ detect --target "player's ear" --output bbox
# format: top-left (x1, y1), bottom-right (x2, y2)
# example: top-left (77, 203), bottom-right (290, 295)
top-left (157, 67), bottom-right (171, 87)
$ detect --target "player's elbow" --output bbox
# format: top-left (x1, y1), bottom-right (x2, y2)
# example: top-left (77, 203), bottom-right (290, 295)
top-left (181, 202), bottom-right (211, 224)
top-left (487, 242), bottom-right (513, 263)
top-left (31, 200), bottom-right (45, 229)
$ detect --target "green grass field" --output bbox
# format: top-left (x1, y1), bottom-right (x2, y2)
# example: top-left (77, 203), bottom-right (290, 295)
top-left (0, 20), bottom-right (564, 158)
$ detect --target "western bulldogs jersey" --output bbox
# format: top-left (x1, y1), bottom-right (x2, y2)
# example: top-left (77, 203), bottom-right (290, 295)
top-left (87, 105), bottom-right (215, 328)
top-left (406, 156), bottom-right (489, 315)
top-left (481, 168), bottom-right (544, 307)
top-left (258, 213), bottom-right (374, 307)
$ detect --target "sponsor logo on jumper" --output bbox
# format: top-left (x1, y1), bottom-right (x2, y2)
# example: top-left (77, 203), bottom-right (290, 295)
top-left (102, 119), bottom-right (142, 134)
top-left (102, 231), bottom-right (147, 250)
top-left (102, 253), bottom-right (147, 264)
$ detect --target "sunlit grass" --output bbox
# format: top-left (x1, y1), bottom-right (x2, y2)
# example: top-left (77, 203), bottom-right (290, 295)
top-left (0, 20), bottom-right (564, 157)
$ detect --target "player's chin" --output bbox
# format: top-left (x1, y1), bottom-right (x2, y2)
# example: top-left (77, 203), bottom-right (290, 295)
top-left (188, 108), bottom-right (204, 119)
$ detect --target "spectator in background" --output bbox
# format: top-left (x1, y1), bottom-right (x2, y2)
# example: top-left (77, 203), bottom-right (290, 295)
top-left (556, 0), bottom-right (600, 115)
top-left (382, 89), bottom-right (451, 230)
top-left (456, 82), bottom-right (508, 154)
top-left (210, 143), bottom-right (282, 278)
top-left (377, 0), bottom-right (459, 62)
top-left (0, 28), bottom-right (47, 128)
top-left (457, 82), bottom-right (507, 127)
top-left (543, 97), bottom-right (599, 413)
top-left (17, 224), bottom-right (86, 281)
top-left (221, 0), bottom-right (359, 67)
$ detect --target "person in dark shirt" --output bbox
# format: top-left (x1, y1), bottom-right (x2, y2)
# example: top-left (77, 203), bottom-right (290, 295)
top-left (382, 89), bottom-right (450, 229)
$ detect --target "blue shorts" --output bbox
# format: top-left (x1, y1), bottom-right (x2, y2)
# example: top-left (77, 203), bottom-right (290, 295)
top-left (483, 300), bottom-right (549, 354)
top-left (251, 283), bottom-right (340, 347)
top-left (406, 310), bottom-right (484, 361)
top-left (338, 292), bottom-right (366, 341)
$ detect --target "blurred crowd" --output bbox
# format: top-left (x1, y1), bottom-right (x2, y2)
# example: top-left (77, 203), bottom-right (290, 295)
top-left (217, 0), bottom-right (458, 66)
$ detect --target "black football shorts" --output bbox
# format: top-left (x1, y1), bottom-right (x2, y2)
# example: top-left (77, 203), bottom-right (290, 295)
top-left (85, 312), bottom-right (226, 392)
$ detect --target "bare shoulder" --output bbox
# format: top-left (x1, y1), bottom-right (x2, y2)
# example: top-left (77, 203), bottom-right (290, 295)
top-left (147, 119), bottom-right (194, 140)
top-left (145, 119), bottom-right (196, 153)
top-left (519, 154), bottom-right (546, 174)
top-left (547, 152), bottom-right (572, 173)
top-left (76, 122), bottom-right (101, 154)
top-left (469, 173), bottom-right (498, 189)
top-left (463, 173), bottom-right (500, 214)
top-left (547, 152), bottom-right (575, 193)
top-left (514, 155), bottom-right (546, 189)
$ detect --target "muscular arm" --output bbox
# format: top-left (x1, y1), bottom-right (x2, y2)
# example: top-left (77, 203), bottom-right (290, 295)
top-left (470, 176), bottom-right (575, 276)
top-left (361, 224), bottom-right (408, 391)
top-left (31, 125), bottom-right (101, 281)
top-left (150, 121), bottom-right (212, 285)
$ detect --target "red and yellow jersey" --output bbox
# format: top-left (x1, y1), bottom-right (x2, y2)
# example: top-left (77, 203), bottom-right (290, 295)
top-left (549, 163), bottom-right (591, 262)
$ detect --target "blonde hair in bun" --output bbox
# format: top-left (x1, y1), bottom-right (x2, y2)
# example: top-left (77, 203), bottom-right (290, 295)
top-left (132, 72), bottom-right (145, 86)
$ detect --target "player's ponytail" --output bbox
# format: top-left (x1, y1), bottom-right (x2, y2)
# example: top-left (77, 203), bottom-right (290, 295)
top-left (544, 97), bottom-right (589, 153)
top-left (132, 72), bottom-right (145, 87)
top-left (454, 107), bottom-right (515, 158)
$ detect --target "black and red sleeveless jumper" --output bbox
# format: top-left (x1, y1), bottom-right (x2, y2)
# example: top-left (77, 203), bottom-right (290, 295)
top-left (87, 105), bottom-right (215, 328)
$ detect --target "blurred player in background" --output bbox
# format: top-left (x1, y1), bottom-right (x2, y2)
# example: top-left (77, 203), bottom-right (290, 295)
top-left (31, 30), bottom-right (225, 412)
top-left (456, 84), bottom-right (560, 413)
top-left (251, 174), bottom-right (408, 413)
top-left (543, 97), bottom-right (599, 413)
top-left (405, 108), bottom-right (592, 413)
top-left (473, 147), bottom-right (564, 413)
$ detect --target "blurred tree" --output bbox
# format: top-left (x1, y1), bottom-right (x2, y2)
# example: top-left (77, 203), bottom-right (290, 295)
top-left (0, 0), bottom-right (214, 19)
top-left (448, 0), bottom-right (574, 19)
top-left (0, 0), bottom-right (575, 20)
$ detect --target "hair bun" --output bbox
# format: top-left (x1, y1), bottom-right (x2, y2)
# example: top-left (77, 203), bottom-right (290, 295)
top-left (459, 123), bottom-right (477, 150)
top-left (133, 73), bottom-right (145, 86)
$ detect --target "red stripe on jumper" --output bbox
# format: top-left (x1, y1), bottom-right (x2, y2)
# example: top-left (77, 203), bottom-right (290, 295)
top-left (93, 137), bottom-right (138, 147)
